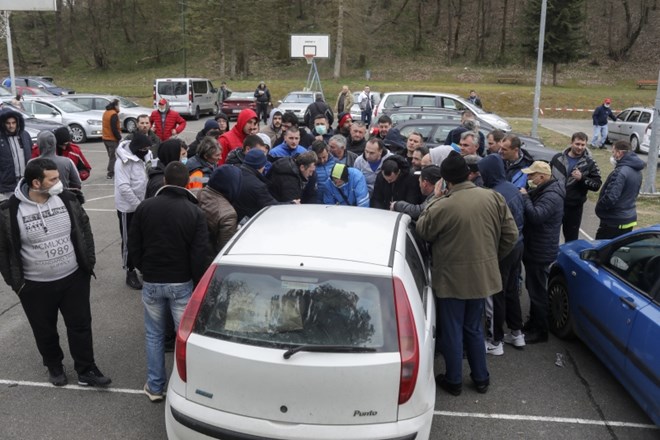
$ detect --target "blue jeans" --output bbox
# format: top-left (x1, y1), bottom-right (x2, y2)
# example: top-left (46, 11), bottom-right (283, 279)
top-left (142, 280), bottom-right (193, 393)
top-left (592, 124), bottom-right (608, 147)
top-left (438, 297), bottom-right (489, 386)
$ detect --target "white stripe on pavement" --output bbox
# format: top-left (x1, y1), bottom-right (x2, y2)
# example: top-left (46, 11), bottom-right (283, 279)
top-left (433, 410), bottom-right (657, 429)
top-left (84, 194), bottom-right (115, 202)
top-left (0, 379), bottom-right (143, 395)
top-left (85, 209), bottom-right (117, 212)
top-left (579, 228), bottom-right (594, 241)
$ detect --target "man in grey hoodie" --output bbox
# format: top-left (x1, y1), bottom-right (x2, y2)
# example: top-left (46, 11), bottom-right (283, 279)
top-left (36, 130), bottom-right (82, 190)
top-left (0, 158), bottom-right (111, 388)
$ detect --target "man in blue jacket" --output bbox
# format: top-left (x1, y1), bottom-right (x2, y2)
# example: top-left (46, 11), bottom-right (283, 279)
top-left (324, 163), bottom-right (369, 207)
top-left (595, 140), bottom-right (645, 239)
top-left (591, 98), bottom-right (616, 149)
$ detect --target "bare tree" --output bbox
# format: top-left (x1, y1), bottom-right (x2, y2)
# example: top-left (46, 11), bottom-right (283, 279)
top-left (333, 0), bottom-right (345, 79)
top-left (54, 0), bottom-right (71, 67)
top-left (608, 0), bottom-right (650, 60)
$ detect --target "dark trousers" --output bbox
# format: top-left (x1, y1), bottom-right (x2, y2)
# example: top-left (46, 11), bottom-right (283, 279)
top-left (492, 242), bottom-right (524, 342)
top-left (595, 223), bottom-right (633, 240)
top-left (523, 260), bottom-right (551, 333)
top-left (562, 203), bottom-right (584, 242)
top-left (361, 110), bottom-right (372, 127)
top-left (19, 269), bottom-right (95, 374)
top-left (117, 210), bottom-right (135, 271)
top-left (103, 140), bottom-right (118, 177)
top-left (438, 297), bottom-right (489, 386)
top-left (256, 102), bottom-right (269, 123)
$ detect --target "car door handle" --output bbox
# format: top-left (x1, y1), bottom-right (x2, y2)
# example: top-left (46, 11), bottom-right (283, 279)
top-left (619, 296), bottom-right (637, 310)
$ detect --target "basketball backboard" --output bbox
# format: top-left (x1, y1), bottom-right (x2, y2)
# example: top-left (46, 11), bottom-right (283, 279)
top-left (0, 0), bottom-right (56, 10)
top-left (290, 35), bottom-right (330, 59)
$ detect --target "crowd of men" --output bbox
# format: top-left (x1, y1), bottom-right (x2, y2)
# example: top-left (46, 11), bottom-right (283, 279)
top-left (0, 89), bottom-right (647, 400)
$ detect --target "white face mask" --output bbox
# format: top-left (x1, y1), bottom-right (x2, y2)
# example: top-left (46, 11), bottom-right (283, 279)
top-left (315, 125), bottom-right (327, 135)
top-left (609, 155), bottom-right (618, 167)
top-left (527, 181), bottom-right (537, 190)
top-left (44, 180), bottom-right (64, 196)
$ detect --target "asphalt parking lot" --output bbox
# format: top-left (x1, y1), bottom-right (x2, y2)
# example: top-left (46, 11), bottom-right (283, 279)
top-left (0, 117), bottom-right (656, 439)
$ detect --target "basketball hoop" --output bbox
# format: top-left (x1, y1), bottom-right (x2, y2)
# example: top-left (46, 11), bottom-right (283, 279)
top-left (304, 54), bottom-right (314, 65)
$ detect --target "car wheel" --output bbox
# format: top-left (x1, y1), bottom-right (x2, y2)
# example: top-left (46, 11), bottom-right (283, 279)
top-left (212, 104), bottom-right (219, 116)
top-left (193, 106), bottom-right (200, 120)
top-left (69, 124), bottom-right (87, 143)
top-left (631, 135), bottom-right (640, 153)
top-left (124, 118), bottom-right (137, 133)
top-left (548, 274), bottom-right (575, 339)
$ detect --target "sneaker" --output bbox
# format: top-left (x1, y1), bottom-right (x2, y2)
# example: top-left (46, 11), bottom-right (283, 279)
top-left (503, 332), bottom-right (526, 349)
top-left (435, 374), bottom-right (462, 396)
top-left (126, 270), bottom-right (143, 290)
top-left (78, 367), bottom-right (112, 387)
top-left (144, 384), bottom-right (164, 402)
top-left (48, 365), bottom-right (68, 386)
top-left (485, 340), bottom-right (504, 356)
top-left (106, 173), bottom-right (114, 179)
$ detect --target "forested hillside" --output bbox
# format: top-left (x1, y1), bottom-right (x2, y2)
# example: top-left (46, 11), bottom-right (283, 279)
top-left (1, 0), bottom-right (658, 79)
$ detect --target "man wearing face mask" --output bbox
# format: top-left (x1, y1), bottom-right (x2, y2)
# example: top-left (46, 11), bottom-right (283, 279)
top-left (303, 93), bottom-right (334, 131)
top-left (595, 140), bottom-right (645, 239)
top-left (311, 114), bottom-right (333, 142)
top-left (591, 98), bottom-right (616, 149)
top-left (519, 161), bottom-right (565, 344)
top-left (114, 133), bottom-right (153, 290)
top-left (149, 99), bottom-right (187, 142)
top-left (0, 158), bottom-right (111, 388)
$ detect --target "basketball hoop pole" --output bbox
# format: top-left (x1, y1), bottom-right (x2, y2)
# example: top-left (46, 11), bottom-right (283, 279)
top-left (305, 59), bottom-right (323, 97)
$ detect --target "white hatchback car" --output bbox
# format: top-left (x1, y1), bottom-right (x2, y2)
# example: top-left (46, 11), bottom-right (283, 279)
top-left (166, 205), bottom-right (436, 440)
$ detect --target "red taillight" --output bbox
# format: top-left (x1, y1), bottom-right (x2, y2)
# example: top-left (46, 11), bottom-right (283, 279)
top-left (175, 264), bottom-right (217, 382)
top-left (393, 277), bottom-right (419, 405)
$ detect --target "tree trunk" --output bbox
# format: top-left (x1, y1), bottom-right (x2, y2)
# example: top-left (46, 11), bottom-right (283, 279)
top-left (446, 0), bottom-right (453, 64)
top-left (475, 0), bottom-right (485, 62)
top-left (55, 0), bottom-right (71, 66)
top-left (609, 0), bottom-right (649, 60)
top-left (499, 0), bottom-right (508, 59)
top-left (333, 0), bottom-right (344, 79)
top-left (433, 0), bottom-right (442, 27)
top-left (552, 62), bottom-right (558, 86)
top-left (452, 0), bottom-right (463, 60)
top-left (414, 0), bottom-right (423, 51)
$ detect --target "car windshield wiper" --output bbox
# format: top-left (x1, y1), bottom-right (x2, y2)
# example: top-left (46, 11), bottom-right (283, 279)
top-left (283, 345), bottom-right (376, 359)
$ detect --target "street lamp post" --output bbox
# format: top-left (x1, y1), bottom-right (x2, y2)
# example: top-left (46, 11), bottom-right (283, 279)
top-left (531, 0), bottom-right (547, 139)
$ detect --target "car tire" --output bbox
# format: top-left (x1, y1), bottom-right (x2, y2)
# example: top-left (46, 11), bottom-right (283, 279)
top-left (548, 274), bottom-right (575, 340)
top-left (69, 124), bottom-right (87, 143)
top-left (124, 118), bottom-right (137, 133)
top-left (631, 135), bottom-right (640, 153)
top-left (193, 106), bottom-right (200, 120)
top-left (212, 104), bottom-right (219, 116)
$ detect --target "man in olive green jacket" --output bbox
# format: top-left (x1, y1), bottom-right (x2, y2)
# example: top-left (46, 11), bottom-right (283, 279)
top-left (416, 151), bottom-right (518, 397)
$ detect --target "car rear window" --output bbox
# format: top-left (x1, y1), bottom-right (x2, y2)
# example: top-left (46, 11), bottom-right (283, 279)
top-left (383, 94), bottom-right (409, 109)
top-left (158, 81), bottom-right (187, 96)
top-left (194, 266), bottom-right (398, 352)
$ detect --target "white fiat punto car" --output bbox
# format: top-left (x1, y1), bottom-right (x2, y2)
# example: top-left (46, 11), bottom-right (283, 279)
top-left (166, 204), bottom-right (436, 440)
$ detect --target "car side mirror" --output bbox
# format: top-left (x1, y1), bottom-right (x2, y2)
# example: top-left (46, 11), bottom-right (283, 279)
top-left (580, 249), bottom-right (600, 264)
top-left (51, 110), bottom-right (59, 116)
top-left (211, 88), bottom-right (218, 93)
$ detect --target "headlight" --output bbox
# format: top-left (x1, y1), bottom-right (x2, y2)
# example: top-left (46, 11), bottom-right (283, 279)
top-left (87, 119), bottom-right (103, 125)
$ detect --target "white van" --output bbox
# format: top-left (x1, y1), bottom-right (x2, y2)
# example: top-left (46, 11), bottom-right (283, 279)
top-left (153, 78), bottom-right (218, 120)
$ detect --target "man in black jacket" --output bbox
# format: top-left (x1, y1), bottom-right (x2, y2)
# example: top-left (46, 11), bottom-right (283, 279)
top-left (303, 94), bottom-right (334, 130)
top-left (550, 132), bottom-right (602, 242)
top-left (519, 161), bottom-right (565, 344)
top-left (371, 155), bottom-right (424, 209)
top-left (254, 81), bottom-right (271, 124)
top-left (128, 161), bottom-right (211, 402)
top-left (269, 151), bottom-right (317, 204)
top-left (0, 109), bottom-right (32, 199)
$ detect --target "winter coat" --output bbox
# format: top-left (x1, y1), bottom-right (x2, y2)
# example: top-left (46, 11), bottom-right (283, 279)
top-left (219, 109), bottom-right (258, 165)
top-left (550, 148), bottom-right (602, 206)
top-left (353, 150), bottom-right (394, 195)
top-left (478, 154), bottom-right (525, 246)
top-left (346, 136), bottom-right (367, 155)
top-left (378, 127), bottom-right (406, 154)
top-left (60, 143), bottom-right (92, 181)
top-left (315, 155), bottom-right (336, 203)
top-left (332, 149), bottom-right (358, 167)
top-left (323, 167), bottom-right (370, 207)
top-left (186, 155), bottom-right (216, 190)
top-left (102, 108), bottom-right (121, 142)
top-left (233, 165), bottom-right (280, 221)
top-left (0, 185), bottom-right (95, 293)
top-left (254, 86), bottom-right (271, 103)
top-left (505, 148), bottom-right (534, 189)
top-left (128, 185), bottom-right (211, 285)
top-left (198, 167), bottom-right (240, 254)
top-left (36, 131), bottom-right (82, 190)
top-left (114, 140), bottom-right (151, 213)
top-left (521, 179), bottom-right (565, 264)
top-left (0, 109), bottom-right (32, 193)
top-left (303, 98), bottom-right (334, 129)
top-left (416, 181), bottom-right (518, 299)
top-left (392, 192), bottom-right (433, 221)
top-left (149, 108), bottom-right (186, 142)
top-left (225, 149), bottom-right (245, 166)
top-left (595, 152), bottom-right (645, 226)
top-left (260, 109), bottom-right (283, 146)
top-left (124, 130), bottom-right (161, 157)
top-left (592, 104), bottom-right (616, 126)
top-left (269, 143), bottom-right (308, 159)
top-left (145, 138), bottom-right (186, 199)
top-left (335, 91), bottom-right (355, 114)
top-left (371, 155), bottom-right (424, 209)
top-left (268, 156), bottom-right (317, 204)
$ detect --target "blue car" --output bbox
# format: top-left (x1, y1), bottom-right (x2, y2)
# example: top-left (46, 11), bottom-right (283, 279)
top-left (548, 226), bottom-right (660, 425)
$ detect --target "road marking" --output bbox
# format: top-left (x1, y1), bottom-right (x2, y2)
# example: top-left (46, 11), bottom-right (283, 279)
top-left (433, 410), bottom-right (657, 429)
top-left (579, 228), bottom-right (594, 241)
top-left (86, 209), bottom-right (117, 212)
top-left (84, 194), bottom-right (115, 202)
top-left (0, 379), bottom-right (143, 395)
top-left (81, 184), bottom-right (115, 187)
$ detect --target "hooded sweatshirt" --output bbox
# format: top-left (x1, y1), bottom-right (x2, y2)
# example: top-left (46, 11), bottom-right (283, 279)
top-left (114, 140), bottom-right (151, 212)
top-left (260, 108), bottom-right (283, 146)
top-left (145, 139), bottom-right (184, 199)
top-left (219, 109), bottom-right (258, 165)
top-left (595, 152), bottom-right (646, 225)
top-left (37, 131), bottom-right (82, 190)
top-left (13, 179), bottom-right (78, 281)
top-left (0, 109), bottom-right (32, 193)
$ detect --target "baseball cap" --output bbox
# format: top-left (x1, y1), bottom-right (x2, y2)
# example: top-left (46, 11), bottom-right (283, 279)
top-left (521, 161), bottom-right (551, 175)
top-left (158, 98), bottom-right (168, 106)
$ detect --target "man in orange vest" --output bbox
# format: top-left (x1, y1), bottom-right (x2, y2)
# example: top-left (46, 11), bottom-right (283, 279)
top-left (102, 99), bottom-right (122, 179)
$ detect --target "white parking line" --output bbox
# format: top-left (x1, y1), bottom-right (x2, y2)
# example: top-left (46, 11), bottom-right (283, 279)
top-left (84, 194), bottom-right (115, 202)
top-left (86, 209), bottom-right (117, 212)
top-left (579, 228), bottom-right (594, 241)
top-left (0, 379), bottom-right (143, 395)
top-left (433, 410), bottom-right (657, 429)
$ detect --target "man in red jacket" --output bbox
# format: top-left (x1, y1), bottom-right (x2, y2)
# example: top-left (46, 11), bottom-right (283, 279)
top-left (218, 108), bottom-right (258, 165)
top-left (149, 99), bottom-right (187, 142)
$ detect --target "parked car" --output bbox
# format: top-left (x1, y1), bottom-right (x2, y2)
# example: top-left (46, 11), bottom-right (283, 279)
top-left (0, 86), bottom-right (13, 98)
top-left (166, 204), bottom-right (436, 440)
top-left (349, 90), bottom-right (382, 121)
top-left (276, 91), bottom-right (320, 123)
top-left (220, 91), bottom-right (256, 120)
top-left (547, 226), bottom-right (660, 425)
top-left (640, 123), bottom-right (660, 157)
top-left (607, 106), bottom-right (653, 153)
top-left (384, 107), bottom-right (464, 126)
top-left (396, 118), bottom-right (556, 162)
top-left (153, 78), bottom-right (218, 120)
top-left (1, 76), bottom-right (74, 95)
top-left (0, 103), bottom-right (66, 142)
top-left (13, 86), bottom-right (52, 96)
top-left (67, 94), bottom-right (152, 132)
top-left (21, 97), bottom-right (103, 143)
top-left (375, 92), bottom-right (511, 132)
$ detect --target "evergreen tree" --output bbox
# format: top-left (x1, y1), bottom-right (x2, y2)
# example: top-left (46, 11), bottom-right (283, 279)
top-left (522, 0), bottom-right (587, 86)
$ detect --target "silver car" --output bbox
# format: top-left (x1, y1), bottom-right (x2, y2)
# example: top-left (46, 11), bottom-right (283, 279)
top-left (640, 123), bottom-right (660, 157)
top-left (276, 91), bottom-right (320, 123)
top-left (607, 106), bottom-right (653, 152)
top-left (22, 97), bottom-right (103, 143)
top-left (349, 91), bottom-right (382, 121)
top-left (67, 94), bottom-right (152, 133)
